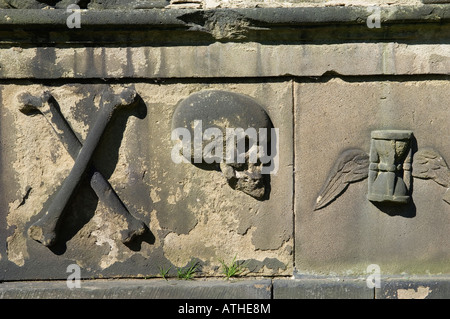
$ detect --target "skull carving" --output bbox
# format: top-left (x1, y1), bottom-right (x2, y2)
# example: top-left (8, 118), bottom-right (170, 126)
top-left (171, 90), bottom-right (274, 199)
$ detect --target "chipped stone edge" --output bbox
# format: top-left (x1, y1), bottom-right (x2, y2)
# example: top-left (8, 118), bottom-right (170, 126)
top-left (1, 276), bottom-right (450, 299)
top-left (0, 5), bottom-right (448, 27)
top-left (0, 278), bottom-right (273, 299)
top-left (273, 276), bottom-right (450, 299)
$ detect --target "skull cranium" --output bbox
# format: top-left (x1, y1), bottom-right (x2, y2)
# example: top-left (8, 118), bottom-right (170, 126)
top-left (171, 90), bottom-right (273, 199)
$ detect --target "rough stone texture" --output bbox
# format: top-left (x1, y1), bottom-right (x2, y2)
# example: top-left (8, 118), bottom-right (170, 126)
top-left (0, 0), bottom-right (426, 9)
top-left (0, 44), bottom-right (449, 79)
top-left (422, 0), bottom-right (450, 3)
top-left (0, 0), bottom-right (169, 9)
top-left (0, 6), bottom-right (449, 45)
top-left (274, 277), bottom-right (450, 299)
top-left (0, 4), bottom-right (449, 295)
top-left (3, 277), bottom-right (450, 299)
top-left (273, 278), bottom-right (374, 299)
top-left (295, 78), bottom-right (450, 276)
top-left (0, 81), bottom-right (293, 281)
top-left (376, 277), bottom-right (450, 299)
top-left (88, 0), bottom-right (169, 9)
top-left (0, 278), bottom-right (272, 299)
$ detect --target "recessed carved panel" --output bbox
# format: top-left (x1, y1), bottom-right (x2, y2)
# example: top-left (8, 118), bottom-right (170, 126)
top-left (0, 82), bottom-right (293, 281)
top-left (315, 129), bottom-right (450, 211)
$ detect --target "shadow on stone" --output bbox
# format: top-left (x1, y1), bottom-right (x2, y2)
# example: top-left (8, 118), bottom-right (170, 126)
top-left (28, 92), bottom-right (152, 254)
top-left (372, 199), bottom-right (417, 218)
top-left (124, 224), bottom-right (155, 251)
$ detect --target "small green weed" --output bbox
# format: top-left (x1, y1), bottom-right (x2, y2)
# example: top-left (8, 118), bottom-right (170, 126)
top-left (219, 255), bottom-right (248, 280)
top-left (158, 265), bottom-right (172, 280)
top-left (177, 261), bottom-right (199, 280)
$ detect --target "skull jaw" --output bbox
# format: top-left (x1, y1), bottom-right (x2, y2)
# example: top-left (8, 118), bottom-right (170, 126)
top-left (219, 162), bottom-right (266, 200)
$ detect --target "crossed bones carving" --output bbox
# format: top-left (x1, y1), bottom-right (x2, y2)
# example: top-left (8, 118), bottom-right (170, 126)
top-left (17, 87), bottom-right (147, 247)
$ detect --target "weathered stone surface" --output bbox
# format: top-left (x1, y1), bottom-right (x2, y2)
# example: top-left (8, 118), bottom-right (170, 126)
top-left (88, 0), bottom-right (169, 9)
top-left (0, 43), bottom-right (449, 80)
top-left (0, 278), bottom-right (272, 299)
top-left (295, 78), bottom-right (450, 276)
top-left (0, 81), bottom-right (293, 280)
top-left (0, 2), bottom-right (449, 292)
top-left (422, 0), bottom-right (450, 3)
top-left (274, 277), bottom-right (450, 299)
top-left (376, 277), bottom-right (450, 299)
top-left (3, 277), bottom-right (450, 299)
top-left (0, 0), bottom-right (169, 8)
top-left (0, 1), bottom-right (431, 10)
top-left (273, 278), bottom-right (374, 299)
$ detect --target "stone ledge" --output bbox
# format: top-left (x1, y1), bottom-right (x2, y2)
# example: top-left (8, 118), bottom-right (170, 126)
top-left (0, 278), bottom-right (273, 299)
top-left (273, 278), bottom-right (374, 299)
top-left (274, 277), bottom-right (450, 299)
top-left (0, 5), bottom-right (448, 47)
top-left (2, 277), bottom-right (450, 299)
top-left (376, 277), bottom-right (450, 299)
top-left (0, 5), bottom-right (449, 27)
top-left (1, 43), bottom-right (449, 79)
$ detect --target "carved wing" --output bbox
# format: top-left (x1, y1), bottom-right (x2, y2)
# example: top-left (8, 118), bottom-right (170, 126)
top-left (412, 148), bottom-right (450, 188)
top-left (314, 149), bottom-right (370, 211)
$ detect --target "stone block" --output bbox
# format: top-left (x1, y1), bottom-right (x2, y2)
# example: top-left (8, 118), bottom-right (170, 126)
top-left (0, 279), bottom-right (272, 299)
top-left (1, 43), bottom-right (450, 80)
top-left (376, 277), bottom-right (450, 299)
top-left (273, 278), bottom-right (373, 299)
top-left (294, 78), bottom-right (450, 276)
top-left (0, 81), bottom-right (293, 280)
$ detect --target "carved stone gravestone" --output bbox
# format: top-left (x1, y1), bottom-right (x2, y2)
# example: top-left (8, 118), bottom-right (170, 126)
top-left (0, 3), bottom-right (449, 299)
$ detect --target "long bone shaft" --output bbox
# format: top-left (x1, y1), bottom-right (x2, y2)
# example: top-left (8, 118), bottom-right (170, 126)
top-left (18, 91), bottom-right (146, 244)
top-left (19, 89), bottom-right (145, 247)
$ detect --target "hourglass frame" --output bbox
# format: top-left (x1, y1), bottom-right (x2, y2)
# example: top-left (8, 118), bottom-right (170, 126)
top-left (367, 130), bottom-right (413, 204)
